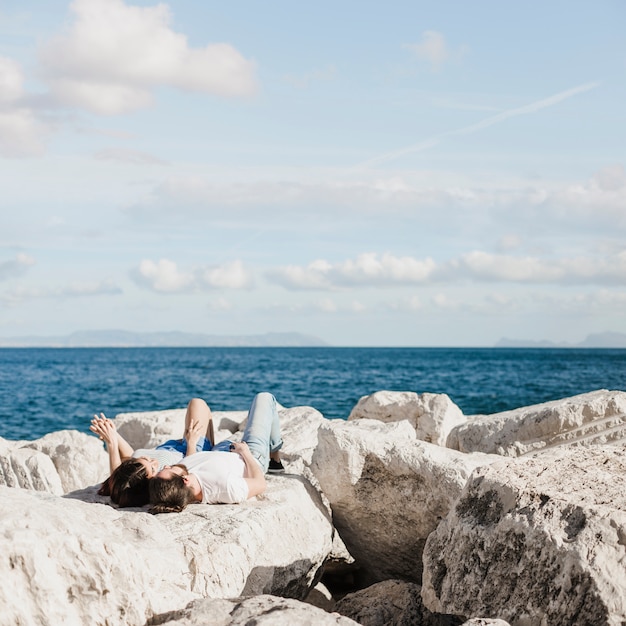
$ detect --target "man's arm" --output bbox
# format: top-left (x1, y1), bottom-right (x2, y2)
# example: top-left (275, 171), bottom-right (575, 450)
top-left (230, 441), bottom-right (266, 498)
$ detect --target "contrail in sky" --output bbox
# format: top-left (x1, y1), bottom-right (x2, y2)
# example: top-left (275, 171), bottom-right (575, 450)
top-left (355, 81), bottom-right (600, 169)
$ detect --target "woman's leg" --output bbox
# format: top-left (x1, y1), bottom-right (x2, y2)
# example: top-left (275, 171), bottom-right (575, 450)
top-left (241, 392), bottom-right (283, 472)
top-left (183, 398), bottom-right (214, 451)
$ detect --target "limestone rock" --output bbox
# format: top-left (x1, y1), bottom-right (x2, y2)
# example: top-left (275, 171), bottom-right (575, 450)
top-left (0, 486), bottom-right (195, 626)
top-left (421, 445), bottom-right (626, 625)
top-left (335, 579), bottom-right (462, 626)
top-left (25, 429), bottom-right (109, 492)
top-left (155, 473), bottom-right (334, 599)
top-left (0, 429), bottom-right (107, 495)
top-left (150, 595), bottom-right (359, 625)
top-left (348, 390), bottom-right (466, 447)
top-left (447, 389), bottom-right (626, 456)
top-left (310, 418), bottom-right (499, 584)
top-left (1, 469), bottom-right (335, 625)
top-left (461, 617), bottom-right (510, 626)
top-left (0, 445), bottom-right (63, 494)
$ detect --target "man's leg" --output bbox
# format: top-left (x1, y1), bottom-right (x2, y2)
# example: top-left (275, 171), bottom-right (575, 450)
top-left (241, 392), bottom-right (283, 472)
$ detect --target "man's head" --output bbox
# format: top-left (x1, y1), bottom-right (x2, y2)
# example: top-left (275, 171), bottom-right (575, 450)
top-left (149, 465), bottom-right (201, 514)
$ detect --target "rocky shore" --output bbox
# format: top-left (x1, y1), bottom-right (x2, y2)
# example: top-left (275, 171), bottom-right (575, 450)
top-left (1, 389), bottom-right (625, 625)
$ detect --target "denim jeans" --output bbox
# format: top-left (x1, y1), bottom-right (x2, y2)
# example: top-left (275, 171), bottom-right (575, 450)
top-left (213, 392), bottom-right (283, 472)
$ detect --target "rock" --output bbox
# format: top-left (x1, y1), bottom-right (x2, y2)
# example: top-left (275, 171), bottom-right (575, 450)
top-left (0, 430), bottom-right (107, 495)
top-left (0, 486), bottom-right (195, 626)
top-left (1, 469), bottom-right (335, 625)
top-left (335, 579), bottom-right (463, 626)
top-left (24, 429), bottom-right (109, 492)
top-left (461, 617), bottom-right (510, 626)
top-left (447, 389), bottom-right (626, 456)
top-left (348, 390), bottom-right (466, 447)
top-left (155, 473), bottom-right (334, 599)
top-left (0, 445), bottom-right (64, 494)
top-left (421, 444), bottom-right (626, 625)
top-left (310, 418), bottom-right (499, 584)
top-left (149, 595), bottom-right (359, 625)
top-left (305, 581), bottom-right (336, 612)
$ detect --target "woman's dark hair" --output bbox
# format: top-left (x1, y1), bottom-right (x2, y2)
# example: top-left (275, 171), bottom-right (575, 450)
top-left (98, 459), bottom-right (150, 507)
top-left (148, 475), bottom-right (193, 514)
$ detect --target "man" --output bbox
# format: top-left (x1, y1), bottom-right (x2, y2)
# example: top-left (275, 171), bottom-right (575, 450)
top-left (149, 392), bottom-right (284, 513)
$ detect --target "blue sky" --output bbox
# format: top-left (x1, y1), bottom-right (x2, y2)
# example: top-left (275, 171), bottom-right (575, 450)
top-left (1, 0), bottom-right (625, 346)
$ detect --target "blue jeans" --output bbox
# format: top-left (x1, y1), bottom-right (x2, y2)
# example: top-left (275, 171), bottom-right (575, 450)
top-left (213, 392), bottom-right (283, 472)
top-left (156, 437), bottom-right (213, 455)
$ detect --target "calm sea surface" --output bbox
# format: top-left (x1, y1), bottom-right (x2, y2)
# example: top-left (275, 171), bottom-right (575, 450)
top-left (1, 347), bottom-right (625, 440)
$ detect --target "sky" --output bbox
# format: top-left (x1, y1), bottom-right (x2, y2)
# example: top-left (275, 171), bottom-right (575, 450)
top-left (0, 0), bottom-right (625, 347)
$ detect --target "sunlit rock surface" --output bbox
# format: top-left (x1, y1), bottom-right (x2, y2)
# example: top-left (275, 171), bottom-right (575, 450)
top-left (422, 444), bottom-right (626, 626)
top-left (348, 390), bottom-right (466, 446)
top-left (310, 418), bottom-right (499, 584)
top-left (447, 389), bottom-right (626, 456)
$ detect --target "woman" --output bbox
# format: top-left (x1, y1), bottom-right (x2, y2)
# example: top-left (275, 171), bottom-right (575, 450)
top-left (149, 392), bottom-right (284, 514)
top-left (90, 397), bottom-right (215, 507)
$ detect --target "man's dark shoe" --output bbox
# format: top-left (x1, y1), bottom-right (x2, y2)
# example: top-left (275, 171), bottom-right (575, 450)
top-left (268, 459), bottom-right (285, 473)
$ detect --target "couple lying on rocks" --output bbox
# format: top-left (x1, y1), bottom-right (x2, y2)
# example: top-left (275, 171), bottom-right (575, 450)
top-left (90, 392), bottom-right (284, 513)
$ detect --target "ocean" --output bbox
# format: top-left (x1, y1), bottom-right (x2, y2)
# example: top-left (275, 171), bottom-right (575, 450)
top-left (0, 347), bottom-right (625, 441)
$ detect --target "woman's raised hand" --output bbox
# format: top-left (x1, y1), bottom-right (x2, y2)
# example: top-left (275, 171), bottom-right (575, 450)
top-left (90, 413), bottom-right (118, 445)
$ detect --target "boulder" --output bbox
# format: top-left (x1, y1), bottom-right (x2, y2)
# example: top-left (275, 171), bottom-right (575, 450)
top-left (1, 469), bottom-right (335, 625)
top-left (348, 390), bottom-right (466, 447)
top-left (0, 486), bottom-right (194, 626)
top-left (335, 579), bottom-right (463, 626)
top-left (24, 429), bottom-right (109, 492)
top-left (0, 444), bottom-right (64, 494)
top-left (310, 418), bottom-right (499, 585)
top-left (0, 430), bottom-right (107, 495)
top-left (421, 444), bottom-right (626, 625)
top-left (149, 594), bottom-right (359, 625)
top-left (153, 473), bottom-right (334, 599)
top-left (461, 620), bottom-right (511, 626)
top-left (447, 389), bottom-right (626, 456)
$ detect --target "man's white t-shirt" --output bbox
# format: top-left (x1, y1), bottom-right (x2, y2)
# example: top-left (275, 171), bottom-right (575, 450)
top-left (182, 451), bottom-right (249, 504)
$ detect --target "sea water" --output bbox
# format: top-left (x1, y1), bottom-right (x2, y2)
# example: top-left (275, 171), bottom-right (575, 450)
top-left (0, 347), bottom-right (625, 440)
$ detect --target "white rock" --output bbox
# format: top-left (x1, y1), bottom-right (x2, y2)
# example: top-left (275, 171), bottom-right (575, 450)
top-left (0, 486), bottom-right (195, 626)
top-left (310, 419), bottom-right (499, 584)
top-left (150, 595), bottom-right (359, 625)
top-left (155, 473), bottom-right (335, 599)
top-left (0, 446), bottom-right (63, 494)
top-left (24, 429), bottom-right (109, 492)
top-left (348, 390), bottom-right (466, 447)
top-left (447, 389), bottom-right (626, 456)
top-left (461, 617), bottom-right (510, 626)
top-left (335, 579), bottom-right (458, 626)
top-left (1, 469), bottom-right (336, 625)
top-left (422, 444), bottom-right (626, 625)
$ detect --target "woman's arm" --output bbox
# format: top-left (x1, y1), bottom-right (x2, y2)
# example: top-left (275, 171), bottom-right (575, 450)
top-left (183, 415), bottom-right (206, 457)
top-left (90, 413), bottom-right (134, 473)
top-left (230, 441), bottom-right (266, 498)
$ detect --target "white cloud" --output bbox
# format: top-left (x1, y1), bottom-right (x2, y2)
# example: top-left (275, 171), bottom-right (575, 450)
top-left (0, 57), bottom-right (48, 157)
top-left (200, 260), bottom-right (254, 289)
top-left (269, 254), bottom-right (437, 290)
top-left (132, 259), bottom-right (194, 293)
top-left (405, 31), bottom-right (451, 70)
top-left (1, 279), bottom-right (121, 305)
top-left (268, 249), bottom-right (626, 291)
top-left (0, 253), bottom-right (35, 281)
top-left (131, 258), bottom-right (254, 293)
top-left (93, 148), bottom-right (169, 165)
top-left (40, 0), bottom-right (257, 115)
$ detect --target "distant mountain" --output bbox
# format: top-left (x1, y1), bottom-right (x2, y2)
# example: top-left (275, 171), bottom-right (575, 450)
top-left (495, 331), bottom-right (626, 348)
top-left (0, 330), bottom-right (329, 348)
